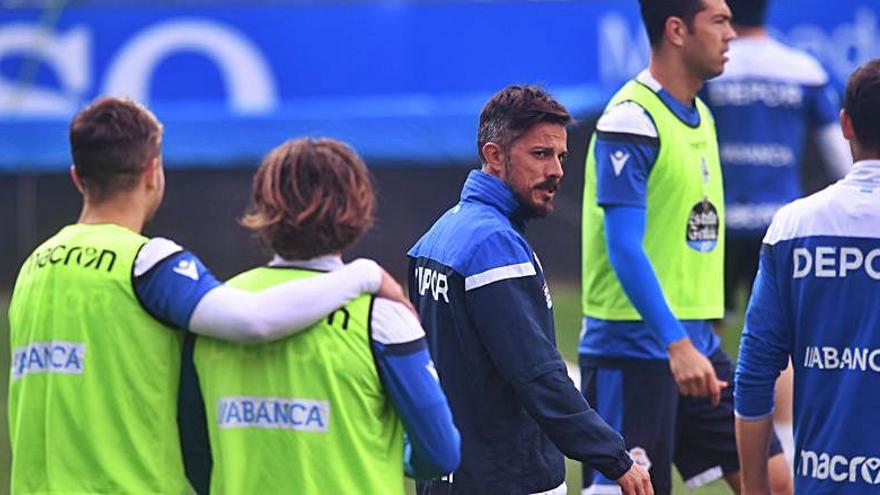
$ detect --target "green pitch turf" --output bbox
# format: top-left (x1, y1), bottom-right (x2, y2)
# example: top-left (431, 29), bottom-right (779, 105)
top-left (0, 287), bottom-right (742, 494)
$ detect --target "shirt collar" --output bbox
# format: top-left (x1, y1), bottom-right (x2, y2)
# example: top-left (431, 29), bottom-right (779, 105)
top-left (460, 170), bottom-right (527, 224)
top-left (268, 254), bottom-right (344, 271)
top-left (636, 69), bottom-right (701, 127)
top-left (841, 160), bottom-right (880, 188)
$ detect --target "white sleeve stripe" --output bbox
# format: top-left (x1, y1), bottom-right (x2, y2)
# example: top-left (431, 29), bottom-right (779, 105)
top-left (464, 262), bottom-right (536, 291)
top-left (595, 101), bottom-right (659, 138)
top-left (370, 298), bottom-right (426, 345)
top-left (134, 237), bottom-right (183, 277)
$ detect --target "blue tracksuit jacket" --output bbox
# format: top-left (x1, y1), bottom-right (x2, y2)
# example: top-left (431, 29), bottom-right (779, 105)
top-left (408, 170), bottom-right (631, 494)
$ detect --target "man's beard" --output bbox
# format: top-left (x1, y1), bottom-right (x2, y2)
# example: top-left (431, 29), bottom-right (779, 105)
top-left (520, 179), bottom-right (560, 218)
top-left (503, 155), bottom-right (559, 218)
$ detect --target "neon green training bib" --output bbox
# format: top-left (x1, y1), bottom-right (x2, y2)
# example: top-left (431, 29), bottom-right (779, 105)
top-left (582, 80), bottom-right (725, 321)
top-left (8, 224), bottom-right (189, 494)
top-left (194, 266), bottom-right (405, 495)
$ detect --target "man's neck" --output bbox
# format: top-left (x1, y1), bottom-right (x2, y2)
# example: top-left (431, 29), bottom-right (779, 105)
top-left (648, 53), bottom-right (702, 107)
top-left (853, 149), bottom-right (880, 163)
top-left (78, 195), bottom-right (147, 233)
top-left (733, 25), bottom-right (768, 39)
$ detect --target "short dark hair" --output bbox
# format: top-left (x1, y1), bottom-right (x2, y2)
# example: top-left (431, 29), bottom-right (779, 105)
top-left (845, 59), bottom-right (880, 152)
top-left (69, 97), bottom-right (163, 201)
top-left (728, 0), bottom-right (768, 27)
top-left (639, 0), bottom-right (707, 47)
top-left (241, 138), bottom-right (375, 260)
top-left (477, 85), bottom-right (571, 163)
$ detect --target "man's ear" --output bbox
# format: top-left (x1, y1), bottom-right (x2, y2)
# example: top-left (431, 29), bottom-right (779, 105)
top-left (143, 156), bottom-right (161, 189)
top-left (70, 165), bottom-right (85, 194)
top-left (481, 142), bottom-right (505, 178)
top-left (665, 16), bottom-right (688, 48)
top-left (840, 109), bottom-right (855, 142)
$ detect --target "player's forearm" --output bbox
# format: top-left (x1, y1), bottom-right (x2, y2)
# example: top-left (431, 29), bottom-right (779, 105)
top-left (735, 416), bottom-right (774, 495)
top-left (376, 345), bottom-right (461, 478)
top-left (734, 259), bottom-right (790, 418)
top-left (517, 368), bottom-right (632, 480)
top-left (733, 328), bottom-right (784, 418)
top-left (604, 206), bottom-right (687, 346)
top-left (188, 258), bottom-right (381, 342)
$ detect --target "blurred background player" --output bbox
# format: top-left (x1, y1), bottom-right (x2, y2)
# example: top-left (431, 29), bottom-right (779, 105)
top-left (735, 58), bottom-right (880, 495)
top-left (701, 0), bottom-right (853, 466)
top-left (193, 138), bottom-right (460, 494)
top-left (409, 85), bottom-right (652, 495)
top-left (703, 0), bottom-right (852, 315)
top-left (579, 0), bottom-right (791, 493)
top-left (6, 97), bottom-right (406, 494)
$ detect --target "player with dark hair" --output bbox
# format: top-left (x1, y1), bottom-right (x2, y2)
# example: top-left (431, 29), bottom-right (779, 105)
top-left (736, 58), bottom-right (880, 494)
top-left (409, 85), bottom-right (652, 495)
top-left (701, 0), bottom-right (853, 466)
top-left (193, 138), bottom-right (460, 494)
top-left (703, 0), bottom-right (851, 317)
top-left (7, 97), bottom-right (408, 494)
top-left (579, 0), bottom-right (791, 493)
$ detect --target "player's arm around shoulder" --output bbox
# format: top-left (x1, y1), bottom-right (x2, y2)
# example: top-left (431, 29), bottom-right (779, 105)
top-left (370, 298), bottom-right (461, 479)
top-left (134, 237), bottom-right (406, 342)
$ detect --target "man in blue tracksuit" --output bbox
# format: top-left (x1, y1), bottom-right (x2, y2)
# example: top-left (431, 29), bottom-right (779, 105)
top-left (408, 85), bottom-right (652, 495)
top-left (735, 59), bottom-right (880, 494)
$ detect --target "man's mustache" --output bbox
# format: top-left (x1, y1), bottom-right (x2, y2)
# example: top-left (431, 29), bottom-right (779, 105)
top-left (535, 179), bottom-right (561, 192)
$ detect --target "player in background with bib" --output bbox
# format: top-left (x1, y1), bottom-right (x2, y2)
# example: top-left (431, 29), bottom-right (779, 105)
top-left (7, 98), bottom-right (408, 495)
top-left (579, 1), bottom-right (791, 493)
top-left (193, 138), bottom-right (460, 494)
top-left (736, 59), bottom-right (880, 495)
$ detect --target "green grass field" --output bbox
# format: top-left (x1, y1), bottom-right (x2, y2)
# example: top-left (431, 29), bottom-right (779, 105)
top-left (0, 286), bottom-right (744, 494)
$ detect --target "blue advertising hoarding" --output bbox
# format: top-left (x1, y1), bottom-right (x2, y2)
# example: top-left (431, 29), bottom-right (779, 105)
top-left (0, 1), bottom-right (877, 169)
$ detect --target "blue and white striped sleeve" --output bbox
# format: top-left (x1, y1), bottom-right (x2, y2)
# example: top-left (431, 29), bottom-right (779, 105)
top-left (370, 298), bottom-right (460, 479)
top-left (462, 231), bottom-right (556, 386)
top-left (735, 227), bottom-right (793, 420)
top-left (462, 230), bottom-right (536, 292)
top-left (462, 232), bottom-right (633, 477)
top-left (594, 101), bottom-right (660, 208)
top-left (133, 238), bottom-right (222, 330)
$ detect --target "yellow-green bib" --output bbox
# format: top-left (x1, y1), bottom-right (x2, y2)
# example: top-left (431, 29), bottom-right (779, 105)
top-left (8, 224), bottom-right (188, 494)
top-left (582, 80), bottom-right (725, 320)
top-left (193, 266), bottom-right (405, 495)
